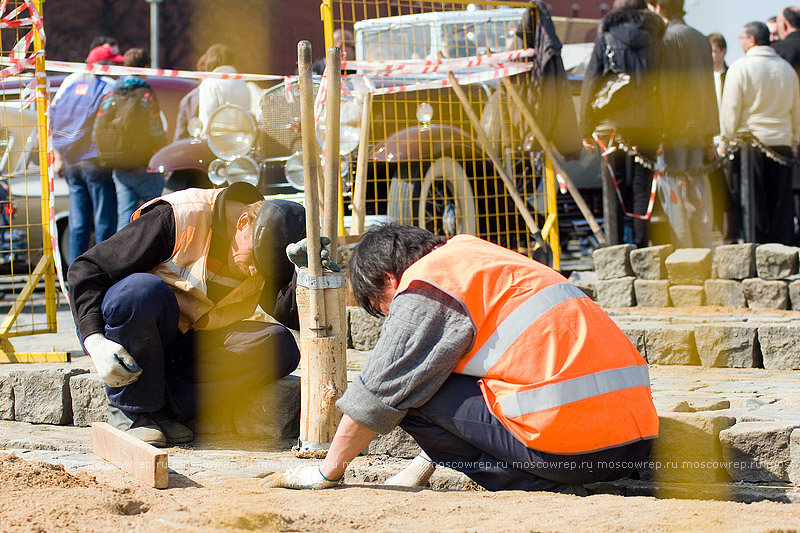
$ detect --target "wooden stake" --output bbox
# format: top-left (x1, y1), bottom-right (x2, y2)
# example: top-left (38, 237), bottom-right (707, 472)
top-left (91, 422), bottom-right (168, 489)
top-left (448, 72), bottom-right (547, 250)
top-left (323, 46), bottom-right (341, 261)
top-left (350, 92), bottom-right (372, 235)
top-left (500, 77), bottom-right (607, 246)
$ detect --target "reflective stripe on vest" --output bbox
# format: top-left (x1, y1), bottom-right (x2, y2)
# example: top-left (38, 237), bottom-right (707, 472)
top-left (165, 259), bottom-right (205, 293)
top-left (460, 283), bottom-right (588, 377)
top-left (497, 365), bottom-right (651, 417)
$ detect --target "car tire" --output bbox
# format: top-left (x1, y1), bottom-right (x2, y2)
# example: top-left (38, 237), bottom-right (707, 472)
top-left (387, 158), bottom-right (477, 237)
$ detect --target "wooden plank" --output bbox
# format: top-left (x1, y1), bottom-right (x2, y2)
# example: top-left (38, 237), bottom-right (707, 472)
top-left (91, 422), bottom-right (169, 489)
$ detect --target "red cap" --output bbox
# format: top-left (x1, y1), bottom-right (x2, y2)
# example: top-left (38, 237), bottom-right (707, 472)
top-left (85, 44), bottom-right (124, 64)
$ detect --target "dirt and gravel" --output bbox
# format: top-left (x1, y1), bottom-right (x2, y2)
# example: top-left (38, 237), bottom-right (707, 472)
top-left (2, 453), bottom-right (800, 532)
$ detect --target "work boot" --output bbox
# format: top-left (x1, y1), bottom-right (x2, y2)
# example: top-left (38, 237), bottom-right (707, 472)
top-left (108, 406), bottom-right (167, 448)
top-left (150, 407), bottom-right (194, 444)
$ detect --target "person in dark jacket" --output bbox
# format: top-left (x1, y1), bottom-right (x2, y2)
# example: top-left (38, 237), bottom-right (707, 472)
top-left (773, 6), bottom-right (800, 78)
top-left (648, 0), bottom-right (719, 248)
top-left (580, 0), bottom-right (666, 248)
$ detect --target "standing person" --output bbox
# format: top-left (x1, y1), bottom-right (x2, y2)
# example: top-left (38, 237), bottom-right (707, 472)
top-left (67, 183), bottom-right (310, 446)
top-left (197, 44), bottom-right (250, 130)
top-left (767, 16), bottom-right (782, 43)
top-left (266, 224), bottom-right (658, 491)
top-left (94, 48), bottom-right (167, 230)
top-left (772, 6), bottom-right (800, 76)
top-left (721, 21), bottom-right (800, 245)
top-left (51, 44), bottom-right (122, 264)
top-left (708, 32), bottom-right (738, 243)
top-left (173, 54), bottom-right (207, 142)
top-left (648, 0), bottom-right (719, 249)
top-left (580, 0), bottom-right (666, 248)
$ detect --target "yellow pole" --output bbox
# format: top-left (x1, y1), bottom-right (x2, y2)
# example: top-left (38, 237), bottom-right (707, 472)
top-left (320, 0), bottom-right (334, 49)
top-left (33, 0), bottom-right (57, 330)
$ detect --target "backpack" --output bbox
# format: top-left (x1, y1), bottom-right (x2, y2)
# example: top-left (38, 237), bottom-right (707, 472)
top-left (50, 76), bottom-right (111, 165)
top-left (93, 84), bottom-right (159, 169)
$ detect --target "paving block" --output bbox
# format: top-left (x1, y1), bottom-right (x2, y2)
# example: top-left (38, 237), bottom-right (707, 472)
top-left (668, 285), bottom-right (704, 307)
top-left (69, 373), bottom-right (107, 427)
top-left (234, 375), bottom-right (301, 439)
top-left (719, 421), bottom-right (800, 482)
top-left (366, 426), bottom-right (421, 458)
top-left (755, 243), bottom-right (799, 280)
top-left (790, 429), bottom-right (800, 485)
top-left (704, 279), bottom-right (746, 307)
top-left (630, 244), bottom-right (673, 280)
top-left (665, 248), bottom-right (712, 285)
top-left (652, 412), bottom-right (736, 483)
top-left (713, 243), bottom-right (757, 280)
top-left (347, 306), bottom-right (384, 351)
top-left (694, 323), bottom-right (759, 368)
top-left (644, 325), bottom-right (699, 365)
top-left (0, 373), bottom-right (12, 420)
top-left (10, 367), bottom-right (87, 425)
top-left (758, 324), bottom-right (800, 370)
top-left (634, 280), bottom-right (670, 307)
top-left (595, 277), bottom-right (636, 307)
top-left (592, 244), bottom-right (635, 280)
top-left (618, 324), bottom-right (649, 361)
top-left (789, 279), bottom-right (800, 311)
top-left (742, 278), bottom-right (789, 310)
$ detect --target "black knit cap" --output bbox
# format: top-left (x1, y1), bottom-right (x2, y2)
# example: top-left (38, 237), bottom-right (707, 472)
top-left (252, 198), bottom-right (306, 281)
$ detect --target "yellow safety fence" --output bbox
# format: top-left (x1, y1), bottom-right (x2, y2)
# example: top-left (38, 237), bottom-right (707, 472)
top-left (0, 0), bottom-right (64, 362)
top-left (320, 0), bottom-right (601, 268)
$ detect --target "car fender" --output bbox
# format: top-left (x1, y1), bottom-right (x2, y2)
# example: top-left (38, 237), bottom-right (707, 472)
top-left (148, 138), bottom-right (215, 174)
top-left (368, 124), bottom-right (479, 163)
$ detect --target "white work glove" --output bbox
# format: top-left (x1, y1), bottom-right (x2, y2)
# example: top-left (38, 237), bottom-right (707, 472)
top-left (286, 237), bottom-right (341, 272)
top-left (262, 466), bottom-right (341, 490)
top-left (83, 333), bottom-right (142, 388)
top-left (385, 454), bottom-right (436, 487)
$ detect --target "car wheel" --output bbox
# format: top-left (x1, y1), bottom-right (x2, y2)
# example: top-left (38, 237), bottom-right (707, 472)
top-left (388, 158), bottom-right (477, 238)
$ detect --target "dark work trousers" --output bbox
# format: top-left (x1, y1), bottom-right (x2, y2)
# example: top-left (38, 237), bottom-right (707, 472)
top-left (400, 373), bottom-right (653, 492)
top-left (752, 147), bottom-right (795, 245)
top-left (608, 149), bottom-right (654, 249)
top-left (88, 272), bottom-right (300, 421)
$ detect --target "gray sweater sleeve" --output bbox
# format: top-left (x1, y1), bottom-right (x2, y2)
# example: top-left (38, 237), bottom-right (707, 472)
top-left (336, 282), bottom-right (476, 434)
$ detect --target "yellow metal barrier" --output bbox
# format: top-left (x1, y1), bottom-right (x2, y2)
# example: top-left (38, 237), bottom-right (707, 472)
top-left (0, 0), bottom-right (65, 363)
top-left (319, 0), bottom-right (587, 265)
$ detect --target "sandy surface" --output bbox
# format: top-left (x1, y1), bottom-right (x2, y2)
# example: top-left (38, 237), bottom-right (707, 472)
top-left (2, 454), bottom-right (800, 532)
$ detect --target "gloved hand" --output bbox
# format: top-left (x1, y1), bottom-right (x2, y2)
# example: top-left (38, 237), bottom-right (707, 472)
top-left (82, 333), bottom-right (142, 388)
top-left (286, 237), bottom-right (341, 272)
top-left (261, 466), bottom-right (341, 490)
top-left (385, 454), bottom-right (435, 487)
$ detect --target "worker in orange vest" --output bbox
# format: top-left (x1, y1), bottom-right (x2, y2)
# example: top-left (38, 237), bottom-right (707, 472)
top-left (268, 223), bottom-right (659, 492)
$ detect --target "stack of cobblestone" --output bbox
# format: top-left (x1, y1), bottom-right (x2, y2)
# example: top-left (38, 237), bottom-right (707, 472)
top-left (592, 243), bottom-right (800, 310)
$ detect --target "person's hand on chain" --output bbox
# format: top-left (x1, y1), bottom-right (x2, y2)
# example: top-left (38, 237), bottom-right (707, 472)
top-left (286, 237), bottom-right (341, 272)
top-left (82, 333), bottom-right (142, 387)
top-left (261, 466), bottom-right (342, 490)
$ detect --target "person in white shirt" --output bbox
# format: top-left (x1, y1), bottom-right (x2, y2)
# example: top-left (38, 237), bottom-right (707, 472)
top-left (720, 21), bottom-right (800, 244)
top-left (197, 44), bottom-right (250, 131)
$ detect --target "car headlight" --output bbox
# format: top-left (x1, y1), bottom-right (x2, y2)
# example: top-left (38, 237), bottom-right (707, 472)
top-left (226, 156), bottom-right (259, 187)
top-left (208, 159), bottom-right (228, 186)
top-left (316, 96), bottom-right (364, 156)
top-left (284, 151), bottom-right (305, 191)
top-left (207, 104), bottom-right (256, 161)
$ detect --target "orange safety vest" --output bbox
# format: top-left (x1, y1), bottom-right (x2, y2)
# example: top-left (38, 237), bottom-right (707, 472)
top-left (132, 188), bottom-right (264, 333)
top-left (396, 235), bottom-right (658, 454)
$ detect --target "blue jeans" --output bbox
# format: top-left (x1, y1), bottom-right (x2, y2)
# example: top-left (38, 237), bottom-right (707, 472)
top-left (83, 273), bottom-right (301, 420)
top-left (400, 373), bottom-right (653, 491)
top-left (66, 159), bottom-right (116, 264)
top-left (113, 167), bottom-right (165, 230)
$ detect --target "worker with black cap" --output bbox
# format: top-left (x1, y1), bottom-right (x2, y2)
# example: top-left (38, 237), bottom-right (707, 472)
top-left (68, 182), bottom-right (332, 447)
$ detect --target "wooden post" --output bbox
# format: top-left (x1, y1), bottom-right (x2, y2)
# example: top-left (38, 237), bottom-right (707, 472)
top-left (500, 77), bottom-right (607, 246)
top-left (323, 47), bottom-right (341, 260)
top-left (295, 41), bottom-right (347, 457)
top-left (350, 92), bottom-right (372, 235)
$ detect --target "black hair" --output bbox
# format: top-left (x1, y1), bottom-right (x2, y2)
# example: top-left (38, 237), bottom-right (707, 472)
top-left (90, 35), bottom-right (117, 50)
top-left (745, 21), bottom-right (770, 46)
top-left (784, 7), bottom-right (800, 31)
top-left (349, 223), bottom-right (446, 317)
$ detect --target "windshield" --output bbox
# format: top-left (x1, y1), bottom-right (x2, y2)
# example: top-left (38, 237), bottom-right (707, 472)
top-left (361, 24), bottom-right (432, 61)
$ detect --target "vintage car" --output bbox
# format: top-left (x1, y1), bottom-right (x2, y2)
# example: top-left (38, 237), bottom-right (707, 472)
top-left (149, 6), bottom-right (601, 263)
